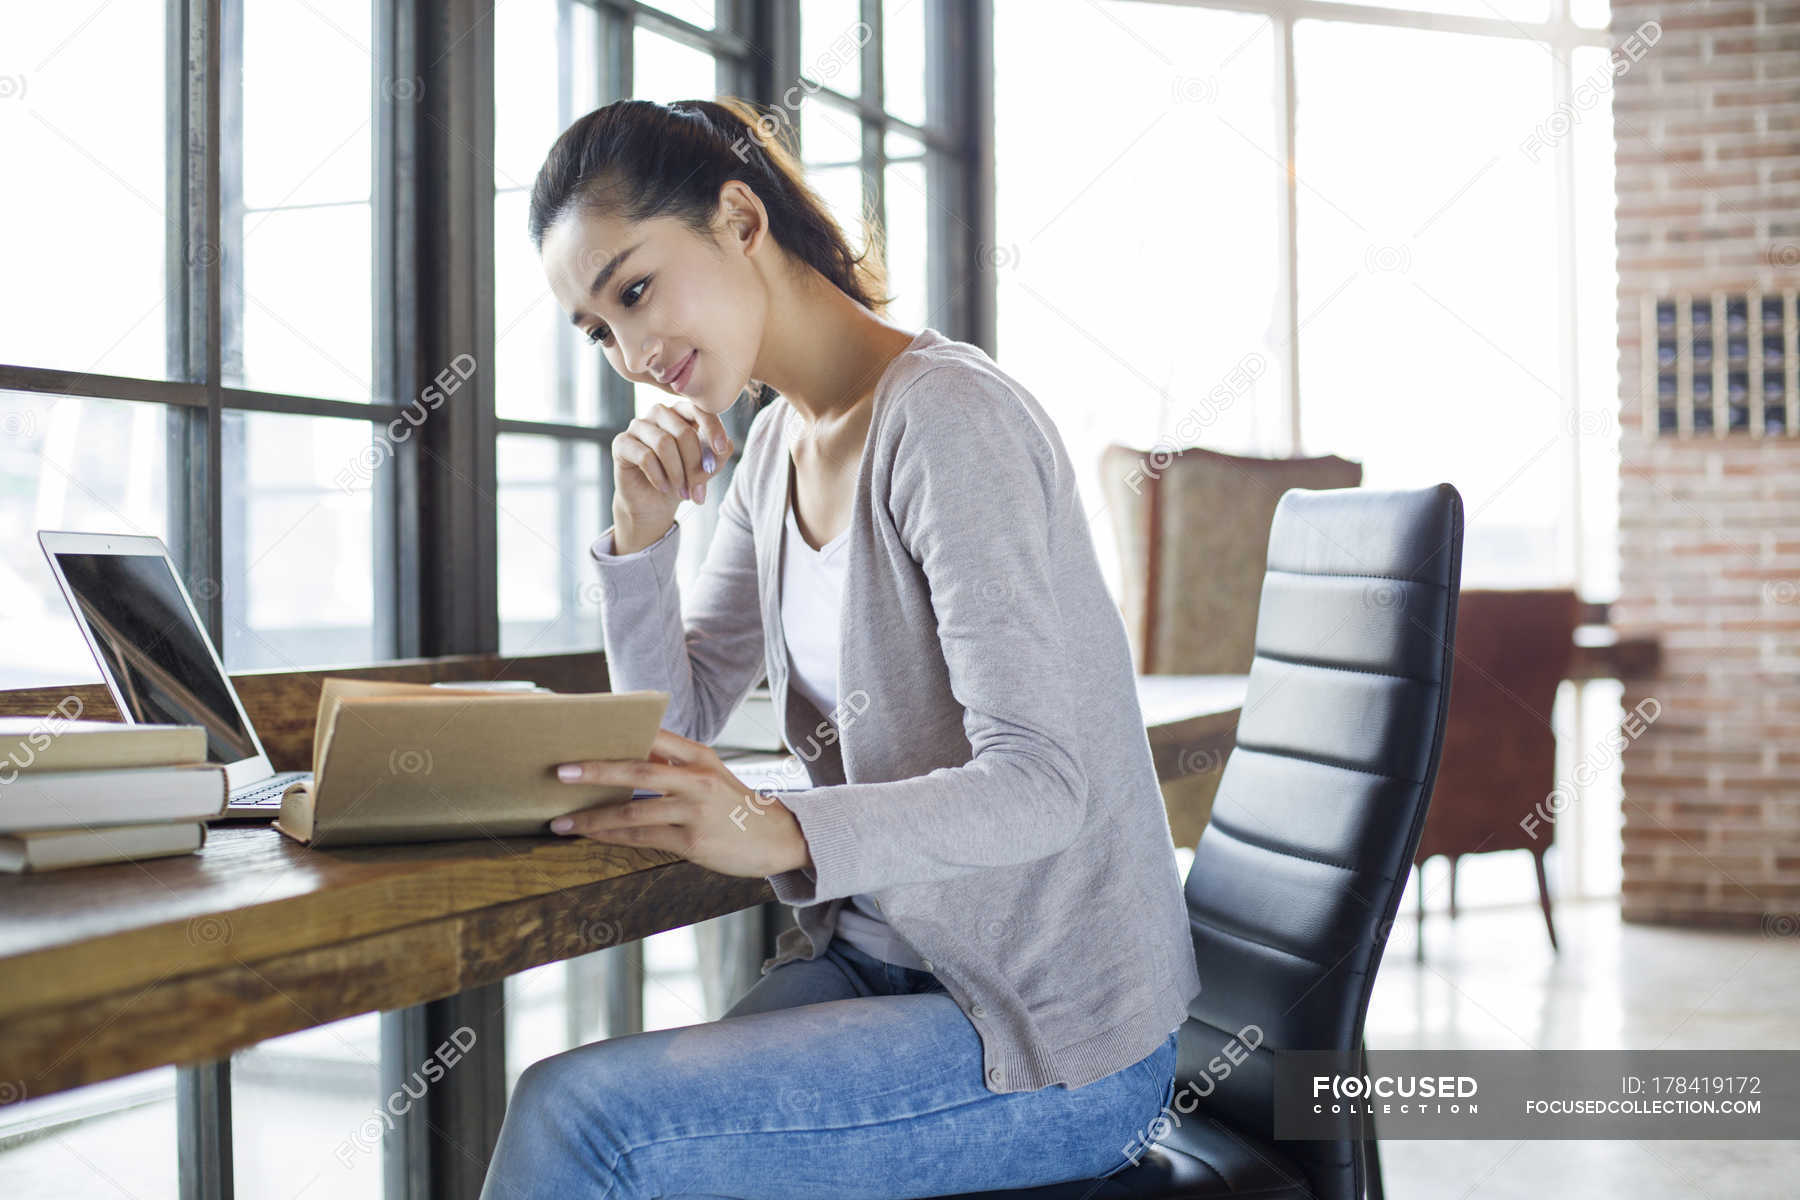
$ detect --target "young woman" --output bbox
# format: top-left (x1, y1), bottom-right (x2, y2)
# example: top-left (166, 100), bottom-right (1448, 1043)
top-left (479, 96), bottom-right (1201, 1199)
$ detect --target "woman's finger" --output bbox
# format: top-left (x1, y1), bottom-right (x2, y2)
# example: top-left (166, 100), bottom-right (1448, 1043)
top-left (633, 415), bottom-right (691, 500)
top-left (643, 404), bottom-right (710, 502)
top-left (675, 398), bottom-right (734, 462)
top-left (617, 429), bottom-right (676, 497)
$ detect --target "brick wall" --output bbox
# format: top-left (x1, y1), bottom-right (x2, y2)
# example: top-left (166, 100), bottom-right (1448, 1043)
top-left (1612, 0), bottom-right (1800, 927)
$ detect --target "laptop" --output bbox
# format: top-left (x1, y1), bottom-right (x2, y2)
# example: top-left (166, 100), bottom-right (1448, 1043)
top-left (37, 530), bottom-right (309, 819)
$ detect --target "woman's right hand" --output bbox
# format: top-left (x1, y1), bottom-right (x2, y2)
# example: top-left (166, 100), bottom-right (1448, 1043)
top-left (612, 400), bottom-right (736, 533)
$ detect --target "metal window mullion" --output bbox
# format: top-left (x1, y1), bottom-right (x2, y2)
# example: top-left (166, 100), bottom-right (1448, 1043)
top-left (588, 0), bottom-right (757, 59)
top-left (418, 0), bottom-right (498, 658)
top-left (377, 0), bottom-right (423, 659)
top-left (218, 0), bottom-right (250, 666)
top-left (1138, 0), bottom-right (1610, 48)
top-left (1273, 11), bottom-right (1301, 455)
top-left (861, 0), bottom-right (884, 267)
top-left (597, 0), bottom-right (636, 487)
top-left (170, 1), bottom-right (231, 1198)
top-left (497, 416), bottom-right (628, 441)
top-left (961, 0), bottom-right (996, 352)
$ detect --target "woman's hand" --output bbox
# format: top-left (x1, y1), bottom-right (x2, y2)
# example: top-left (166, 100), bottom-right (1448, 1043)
top-left (612, 399), bottom-right (734, 530)
top-left (549, 728), bottom-right (814, 879)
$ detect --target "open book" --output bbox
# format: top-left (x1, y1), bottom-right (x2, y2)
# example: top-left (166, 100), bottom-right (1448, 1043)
top-left (273, 678), bottom-right (669, 847)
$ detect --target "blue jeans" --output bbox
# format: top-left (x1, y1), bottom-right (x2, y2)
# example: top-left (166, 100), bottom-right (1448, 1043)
top-left (479, 935), bottom-right (1180, 1199)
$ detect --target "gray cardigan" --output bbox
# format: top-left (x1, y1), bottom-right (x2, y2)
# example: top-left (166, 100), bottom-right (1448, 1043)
top-left (587, 326), bottom-right (1202, 1093)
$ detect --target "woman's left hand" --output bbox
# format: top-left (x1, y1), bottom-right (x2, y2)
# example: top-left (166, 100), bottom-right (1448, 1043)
top-left (549, 727), bottom-right (814, 879)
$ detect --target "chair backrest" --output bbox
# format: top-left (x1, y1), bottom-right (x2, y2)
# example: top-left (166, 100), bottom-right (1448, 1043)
top-left (1099, 444), bottom-right (1362, 675)
top-left (1415, 588), bottom-right (1579, 863)
top-left (1174, 483), bottom-right (1463, 1200)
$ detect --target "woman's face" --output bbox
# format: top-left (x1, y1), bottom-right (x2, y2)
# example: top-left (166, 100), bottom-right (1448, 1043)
top-left (540, 189), bottom-right (769, 417)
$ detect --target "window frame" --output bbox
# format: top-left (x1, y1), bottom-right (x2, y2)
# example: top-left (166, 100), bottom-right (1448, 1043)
top-left (0, 2), bottom-right (990, 1196)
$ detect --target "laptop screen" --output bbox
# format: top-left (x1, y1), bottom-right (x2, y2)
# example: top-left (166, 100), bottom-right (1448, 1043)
top-left (51, 551), bottom-right (260, 766)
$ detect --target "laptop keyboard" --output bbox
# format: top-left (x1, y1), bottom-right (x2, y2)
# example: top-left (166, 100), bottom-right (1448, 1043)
top-left (233, 776), bottom-right (301, 808)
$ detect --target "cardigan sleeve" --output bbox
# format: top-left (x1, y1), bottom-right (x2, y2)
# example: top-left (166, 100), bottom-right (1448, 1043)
top-left (764, 368), bottom-right (1089, 905)
top-left (588, 433), bottom-right (767, 748)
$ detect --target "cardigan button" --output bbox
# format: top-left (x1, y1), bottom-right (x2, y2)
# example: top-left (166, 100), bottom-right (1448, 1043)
top-left (987, 1065), bottom-right (1005, 1085)
top-left (970, 1002), bottom-right (987, 1019)
top-left (920, 958), bottom-right (933, 972)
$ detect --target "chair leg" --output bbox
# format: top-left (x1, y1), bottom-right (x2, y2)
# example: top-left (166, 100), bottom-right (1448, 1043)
top-left (1532, 849), bottom-right (1558, 953)
top-left (1360, 1037), bottom-right (1386, 1200)
top-left (1446, 855), bottom-right (1458, 921)
top-left (1414, 861), bottom-right (1426, 964)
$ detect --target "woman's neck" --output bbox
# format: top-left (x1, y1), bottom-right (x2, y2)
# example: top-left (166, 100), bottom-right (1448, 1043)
top-left (755, 268), bottom-right (917, 432)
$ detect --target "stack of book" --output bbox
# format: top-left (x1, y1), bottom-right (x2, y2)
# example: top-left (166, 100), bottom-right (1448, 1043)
top-left (0, 717), bottom-right (229, 873)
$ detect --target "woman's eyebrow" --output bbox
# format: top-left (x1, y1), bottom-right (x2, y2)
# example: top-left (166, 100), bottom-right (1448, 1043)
top-left (567, 239), bottom-right (645, 326)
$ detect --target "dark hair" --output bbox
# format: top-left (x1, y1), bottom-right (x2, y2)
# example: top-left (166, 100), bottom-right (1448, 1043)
top-left (528, 96), bottom-right (891, 314)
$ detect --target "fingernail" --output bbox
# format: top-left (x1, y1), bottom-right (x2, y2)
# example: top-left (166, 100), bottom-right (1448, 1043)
top-left (550, 817), bottom-right (573, 833)
top-left (680, 484), bottom-right (690, 500)
top-left (695, 482), bottom-right (706, 503)
top-left (713, 434), bottom-right (729, 454)
top-left (702, 448), bottom-right (716, 473)
top-left (557, 764), bottom-right (581, 781)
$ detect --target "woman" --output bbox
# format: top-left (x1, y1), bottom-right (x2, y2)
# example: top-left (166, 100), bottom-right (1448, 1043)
top-left (479, 96), bottom-right (1201, 1199)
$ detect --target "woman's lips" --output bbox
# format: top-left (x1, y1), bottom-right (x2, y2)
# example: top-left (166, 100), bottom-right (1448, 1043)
top-left (669, 350), bottom-right (697, 394)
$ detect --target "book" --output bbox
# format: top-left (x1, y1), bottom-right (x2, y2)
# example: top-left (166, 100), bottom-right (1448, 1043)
top-left (273, 677), bottom-right (670, 847)
top-left (0, 717), bottom-right (208, 773)
top-left (0, 821), bottom-right (207, 873)
top-left (0, 763), bottom-right (229, 832)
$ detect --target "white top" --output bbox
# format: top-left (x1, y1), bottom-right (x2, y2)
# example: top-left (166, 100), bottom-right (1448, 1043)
top-left (779, 475), bottom-right (929, 973)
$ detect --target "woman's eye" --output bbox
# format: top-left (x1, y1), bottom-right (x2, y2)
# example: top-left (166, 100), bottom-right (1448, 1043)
top-left (584, 279), bottom-right (647, 348)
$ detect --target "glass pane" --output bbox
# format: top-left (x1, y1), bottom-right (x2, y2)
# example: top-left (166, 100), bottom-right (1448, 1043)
top-left (883, 0), bottom-right (928, 128)
top-left (807, 165), bottom-right (868, 262)
top-left (1294, 20), bottom-right (1565, 588)
top-left (1572, 0), bottom-right (1610, 28)
top-left (801, 0), bottom-right (863, 98)
top-left (800, 95), bottom-right (863, 168)
top-left (0, 7), bottom-right (169, 379)
top-left (641, 0), bottom-right (718, 30)
top-left (0, 391), bottom-right (171, 689)
top-left (632, 27), bottom-right (717, 106)
top-left (884, 159), bottom-right (929, 333)
top-left (994, 1), bottom-right (1284, 601)
top-left (0, 1067), bottom-right (178, 1196)
top-left (232, 1013), bottom-right (383, 1198)
top-left (236, 207), bottom-right (374, 404)
top-left (221, 410), bottom-right (384, 670)
top-left (496, 0), bottom-right (602, 190)
top-left (886, 126), bottom-right (926, 160)
top-left (232, 0), bottom-right (375, 403)
top-left (1572, 44), bottom-right (1620, 603)
top-left (495, 0), bottom-right (603, 426)
top-left (497, 434), bottom-right (604, 656)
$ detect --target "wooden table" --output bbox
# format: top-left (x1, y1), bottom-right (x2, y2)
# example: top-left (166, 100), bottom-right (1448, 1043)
top-left (0, 822), bottom-right (773, 1104)
top-left (0, 661), bottom-right (1251, 1198)
top-left (0, 677), bottom-right (1248, 1103)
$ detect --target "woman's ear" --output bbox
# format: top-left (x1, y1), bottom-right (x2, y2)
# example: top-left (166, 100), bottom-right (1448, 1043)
top-left (717, 179), bottom-right (768, 256)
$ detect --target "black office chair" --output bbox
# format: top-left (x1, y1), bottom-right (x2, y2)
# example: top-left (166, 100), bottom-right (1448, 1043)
top-left (944, 483), bottom-right (1464, 1200)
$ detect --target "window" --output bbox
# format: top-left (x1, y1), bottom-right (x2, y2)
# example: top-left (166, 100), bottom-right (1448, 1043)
top-left (798, 0), bottom-right (962, 337)
top-left (993, 0), bottom-right (1618, 908)
top-left (995, 0), bottom-right (1286, 602)
top-left (0, 2), bottom-right (983, 1194)
top-left (1294, 19), bottom-right (1566, 588)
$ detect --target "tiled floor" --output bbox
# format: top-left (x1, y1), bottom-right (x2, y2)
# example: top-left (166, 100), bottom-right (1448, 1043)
top-left (1366, 897), bottom-right (1800, 1200)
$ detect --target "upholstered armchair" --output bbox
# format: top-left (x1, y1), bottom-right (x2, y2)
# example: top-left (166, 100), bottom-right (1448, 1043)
top-left (1413, 588), bottom-right (1579, 959)
top-left (1098, 445), bottom-right (1362, 842)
